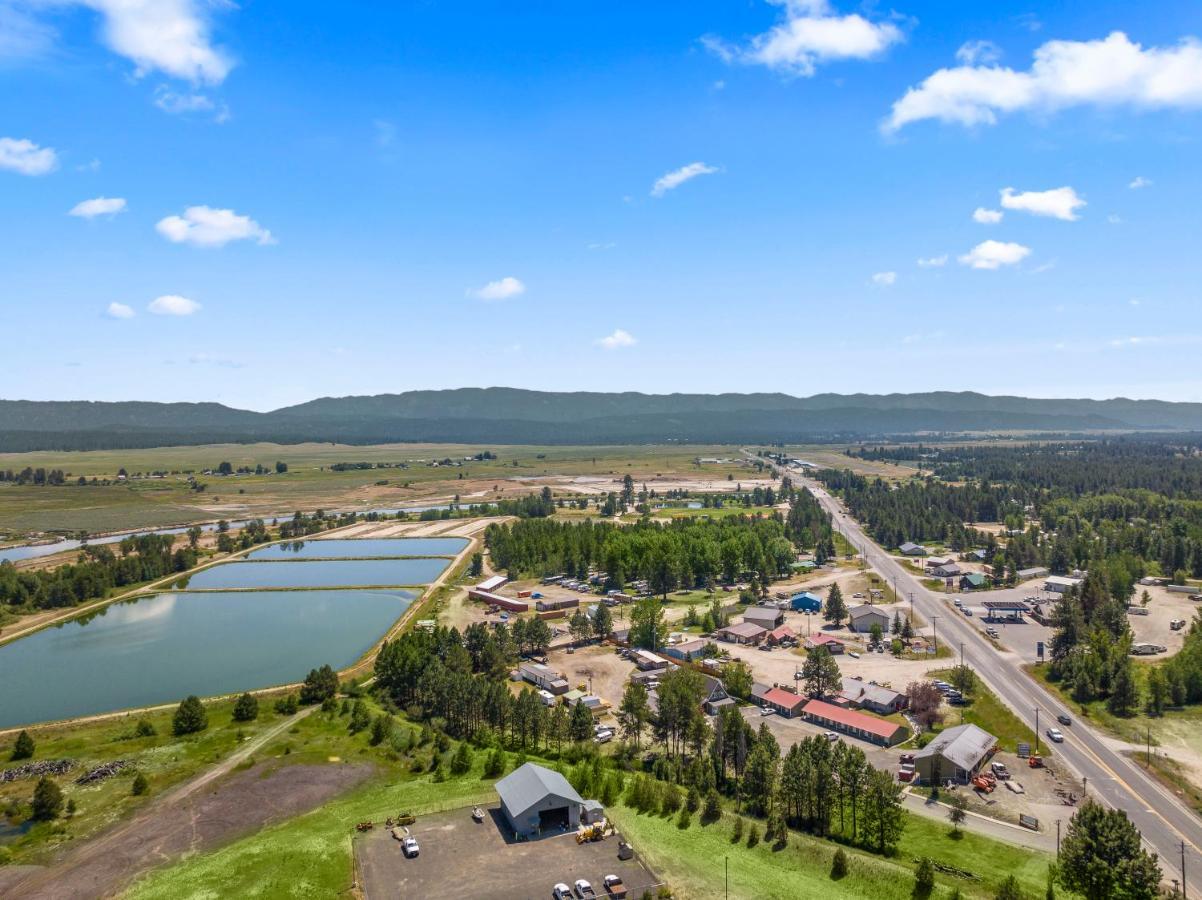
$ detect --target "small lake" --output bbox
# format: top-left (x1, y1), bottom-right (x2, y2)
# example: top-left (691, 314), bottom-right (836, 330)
top-left (178, 557), bottom-right (451, 590)
top-left (0, 589), bottom-right (416, 729)
top-left (0, 519), bottom-right (255, 565)
top-left (245, 537), bottom-right (467, 560)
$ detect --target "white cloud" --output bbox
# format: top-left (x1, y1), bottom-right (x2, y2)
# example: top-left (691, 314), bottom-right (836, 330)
top-left (80, 0), bottom-right (234, 84)
top-left (596, 328), bottom-right (637, 350)
top-left (0, 3), bottom-right (55, 59)
top-left (147, 294), bottom-right (200, 316)
top-left (958, 240), bottom-right (1031, 270)
top-left (0, 137), bottom-right (57, 175)
top-left (973, 207), bottom-right (1003, 224)
top-left (885, 31), bottom-right (1202, 132)
top-left (1000, 186), bottom-right (1085, 220)
top-left (956, 40), bottom-right (1001, 66)
top-left (156, 206), bottom-right (274, 247)
top-left (468, 276), bottom-right (526, 301)
top-left (1107, 213), bottom-right (1123, 224)
top-left (106, 302), bottom-right (135, 319)
top-left (69, 196), bottom-right (127, 218)
top-left (1129, 175), bottom-right (1152, 189)
top-left (916, 254), bottom-right (948, 267)
top-left (651, 162), bottom-right (719, 197)
top-left (871, 271), bottom-right (897, 286)
top-left (706, 0), bottom-right (904, 77)
top-left (153, 86), bottom-right (228, 121)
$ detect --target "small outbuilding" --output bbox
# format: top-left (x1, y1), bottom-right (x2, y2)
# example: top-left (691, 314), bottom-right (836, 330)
top-left (496, 762), bottom-right (586, 837)
top-left (899, 542), bottom-right (928, 557)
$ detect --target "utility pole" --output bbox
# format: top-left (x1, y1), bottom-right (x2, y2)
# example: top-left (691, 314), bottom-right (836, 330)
top-left (931, 615), bottom-right (940, 653)
top-left (1182, 840), bottom-right (1188, 899)
top-left (1056, 819), bottom-right (1061, 854)
top-left (725, 855), bottom-right (729, 899)
top-left (1035, 707), bottom-right (1040, 754)
top-left (1147, 726), bottom-right (1152, 768)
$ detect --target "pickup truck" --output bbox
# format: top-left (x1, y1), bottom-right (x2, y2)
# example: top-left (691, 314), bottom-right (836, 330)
top-left (603, 874), bottom-right (628, 898)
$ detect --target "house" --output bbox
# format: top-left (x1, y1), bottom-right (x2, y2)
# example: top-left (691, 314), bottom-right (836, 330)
top-left (790, 591), bottom-right (823, 612)
top-left (664, 639), bottom-right (711, 662)
top-left (804, 633), bottom-right (845, 654)
top-left (931, 564), bottom-right (963, 578)
top-left (476, 575), bottom-right (508, 592)
top-left (699, 674), bottom-right (734, 715)
top-left (848, 605), bottom-right (891, 634)
top-left (742, 606), bottom-right (785, 630)
top-left (497, 762), bottom-right (587, 837)
top-left (758, 686), bottom-right (807, 718)
top-left (899, 542), bottom-right (927, 557)
top-left (1017, 566), bottom-right (1050, 580)
top-left (716, 622), bottom-right (768, 645)
top-left (912, 724), bottom-right (997, 785)
top-left (766, 626), bottom-right (797, 646)
top-left (924, 557), bottom-right (953, 569)
top-left (959, 573), bottom-right (988, 591)
top-left (751, 682), bottom-right (772, 705)
top-left (801, 699), bottom-right (907, 746)
top-left (519, 662), bottom-right (570, 695)
top-left (964, 549), bottom-right (990, 562)
top-left (838, 677), bottom-right (907, 715)
top-left (632, 650), bottom-right (670, 671)
top-left (1045, 575), bottom-right (1083, 594)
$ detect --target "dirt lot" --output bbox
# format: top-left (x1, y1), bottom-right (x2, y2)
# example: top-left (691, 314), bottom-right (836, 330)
top-left (1128, 585), bottom-right (1201, 653)
top-left (550, 644), bottom-right (636, 718)
top-left (358, 806), bottom-right (660, 900)
top-left (5, 762), bottom-right (373, 900)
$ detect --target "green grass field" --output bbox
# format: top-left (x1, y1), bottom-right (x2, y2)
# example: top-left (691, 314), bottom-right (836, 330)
top-left (0, 442), bottom-right (761, 537)
top-left (927, 669), bottom-right (1039, 754)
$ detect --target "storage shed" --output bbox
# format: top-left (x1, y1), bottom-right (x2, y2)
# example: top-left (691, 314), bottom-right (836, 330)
top-left (496, 763), bottom-right (585, 837)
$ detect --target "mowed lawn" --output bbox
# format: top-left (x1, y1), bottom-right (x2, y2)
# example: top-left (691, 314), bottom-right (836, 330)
top-left (928, 668), bottom-right (1041, 755)
top-left (611, 804), bottom-right (1058, 900)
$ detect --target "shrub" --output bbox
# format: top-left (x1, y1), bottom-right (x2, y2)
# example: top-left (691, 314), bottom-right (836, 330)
top-left (172, 696), bottom-right (208, 736)
top-left (299, 664), bottom-right (339, 705)
top-left (831, 848), bottom-right (848, 880)
top-left (10, 730), bottom-right (34, 761)
top-left (746, 824), bottom-right (760, 848)
top-left (995, 875), bottom-right (1024, 900)
top-left (134, 718), bottom-right (157, 737)
top-left (676, 806), bottom-right (691, 829)
top-left (232, 692), bottom-right (259, 722)
top-left (450, 742), bottom-right (472, 775)
top-left (484, 748), bottom-right (506, 778)
top-left (131, 772), bottom-right (149, 796)
top-left (913, 857), bottom-right (935, 898)
top-left (686, 786), bottom-right (700, 813)
top-left (274, 693), bottom-right (299, 715)
top-left (731, 815), bottom-right (744, 843)
top-left (702, 789), bottom-right (722, 824)
top-left (348, 700), bottom-right (372, 733)
top-left (369, 713), bottom-right (394, 746)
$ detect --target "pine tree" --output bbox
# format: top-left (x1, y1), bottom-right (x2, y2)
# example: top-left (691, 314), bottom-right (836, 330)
top-left (31, 777), bottom-right (64, 821)
top-left (825, 583), bottom-right (848, 626)
top-left (10, 730), bottom-right (35, 761)
top-left (172, 696), bottom-right (208, 735)
top-left (232, 692), bottom-right (259, 722)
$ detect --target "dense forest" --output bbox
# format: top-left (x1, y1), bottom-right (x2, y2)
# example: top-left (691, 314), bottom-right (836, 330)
top-left (484, 492), bottom-right (832, 592)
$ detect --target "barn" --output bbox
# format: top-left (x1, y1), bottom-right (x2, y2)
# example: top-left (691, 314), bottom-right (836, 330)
top-left (496, 762), bottom-right (585, 838)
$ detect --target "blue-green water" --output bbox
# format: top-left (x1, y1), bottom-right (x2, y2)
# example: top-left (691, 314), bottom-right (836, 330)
top-left (179, 557), bottom-right (451, 590)
top-left (245, 537), bottom-right (467, 560)
top-left (0, 589), bottom-right (416, 729)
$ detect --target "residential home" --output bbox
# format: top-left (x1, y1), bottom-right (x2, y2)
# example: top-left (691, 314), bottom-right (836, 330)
top-left (899, 542), bottom-right (928, 557)
top-left (931, 563), bottom-right (963, 578)
top-left (766, 625), bottom-right (797, 646)
top-left (838, 677), bottom-right (908, 714)
top-left (663, 638), bottom-right (712, 662)
top-left (803, 633), bottom-right (845, 654)
top-left (959, 573), bottom-right (988, 591)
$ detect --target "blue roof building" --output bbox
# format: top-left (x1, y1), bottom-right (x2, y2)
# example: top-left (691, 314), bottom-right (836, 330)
top-left (791, 591), bottom-right (823, 612)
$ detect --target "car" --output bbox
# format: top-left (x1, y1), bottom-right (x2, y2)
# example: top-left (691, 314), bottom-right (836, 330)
top-left (985, 627), bottom-right (999, 638)
top-left (823, 731), bottom-right (839, 742)
top-left (1057, 714), bottom-right (1072, 726)
top-left (963, 607), bottom-right (973, 616)
top-left (758, 643), bottom-right (773, 651)
top-left (933, 681), bottom-right (951, 691)
top-left (853, 592), bottom-right (864, 599)
top-left (793, 671), bottom-right (803, 680)
top-left (553, 884), bottom-right (574, 900)
top-left (1046, 727), bottom-right (1065, 743)
top-left (575, 878), bottom-right (597, 898)
top-left (594, 728), bottom-right (614, 744)
top-left (848, 650), bottom-right (861, 659)
top-left (953, 598), bottom-right (962, 606)
top-left (401, 836), bottom-right (420, 858)
top-left (760, 706), bottom-right (777, 716)
top-left (603, 874), bottom-right (628, 898)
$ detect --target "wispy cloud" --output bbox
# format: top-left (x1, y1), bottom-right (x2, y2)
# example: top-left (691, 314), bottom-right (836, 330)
top-left (1000, 186), bottom-right (1085, 221)
top-left (106, 302), bottom-right (135, 319)
top-left (886, 31), bottom-right (1202, 132)
top-left (468, 276), bottom-right (526, 301)
top-left (705, 0), bottom-right (904, 78)
top-left (156, 206), bottom-right (275, 247)
top-left (871, 271), bottom-right (897, 286)
top-left (1129, 175), bottom-right (1152, 189)
top-left (916, 255), bottom-right (948, 268)
top-left (596, 328), bottom-right (637, 350)
top-left (651, 162), bottom-right (719, 197)
top-left (973, 207), bottom-right (1003, 224)
top-left (959, 240), bottom-right (1031, 270)
top-left (0, 137), bottom-right (57, 176)
top-left (70, 196), bottom-right (127, 218)
top-left (148, 294), bottom-right (201, 316)
top-left (154, 86), bottom-right (229, 122)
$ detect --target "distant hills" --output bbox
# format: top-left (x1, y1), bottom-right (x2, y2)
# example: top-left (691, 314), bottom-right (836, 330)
top-left (2, 388), bottom-right (1202, 452)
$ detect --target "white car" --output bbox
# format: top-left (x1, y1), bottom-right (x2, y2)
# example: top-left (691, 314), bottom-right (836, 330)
top-left (823, 731), bottom-right (839, 742)
top-left (594, 728), bottom-right (614, 744)
top-left (760, 706), bottom-right (777, 716)
top-left (553, 884), bottom-right (574, 900)
top-left (575, 878), bottom-right (597, 898)
top-left (1046, 727), bottom-right (1065, 743)
top-left (848, 651), bottom-right (861, 659)
top-left (401, 836), bottom-right (419, 858)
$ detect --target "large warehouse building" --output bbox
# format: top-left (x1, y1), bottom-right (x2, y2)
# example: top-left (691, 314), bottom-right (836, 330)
top-left (912, 723), bottom-right (997, 785)
top-left (496, 763), bottom-right (586, 838)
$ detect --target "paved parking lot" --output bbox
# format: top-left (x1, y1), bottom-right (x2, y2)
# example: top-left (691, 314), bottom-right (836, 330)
top-left (357, 806), bottom-right (660, 900)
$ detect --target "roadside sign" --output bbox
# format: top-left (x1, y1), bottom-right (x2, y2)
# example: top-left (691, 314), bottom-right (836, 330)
top-left (1036, 641), bottom-right (1045, 661)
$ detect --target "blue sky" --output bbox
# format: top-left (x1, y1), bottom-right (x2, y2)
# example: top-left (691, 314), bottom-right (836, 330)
top-left (3, 0), bottom-right (1202, 410)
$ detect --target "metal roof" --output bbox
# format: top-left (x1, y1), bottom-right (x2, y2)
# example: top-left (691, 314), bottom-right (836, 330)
top-left (496, 763), bottom-right (584, 818)
top-left (801, 699), bottom-right (906, 740)
top-left (914, 723), bottom-right (996, 772)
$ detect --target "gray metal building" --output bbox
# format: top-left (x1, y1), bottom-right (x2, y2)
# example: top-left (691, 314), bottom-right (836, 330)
top-left (496, 762), bottom-right (585, 837)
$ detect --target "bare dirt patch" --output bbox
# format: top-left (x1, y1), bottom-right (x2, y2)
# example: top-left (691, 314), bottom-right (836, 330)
top-left (7, 762), bottom-right (374, 900)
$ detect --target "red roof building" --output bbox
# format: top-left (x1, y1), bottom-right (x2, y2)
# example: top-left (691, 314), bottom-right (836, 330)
top-left (803, 633), bottom-right (845, 654)
top-left (760, 687), bottom-right (807, 717)
top-left (767, 626), bottom-right (797, 645)
top-left (801, 699), bottom-right (908, 746)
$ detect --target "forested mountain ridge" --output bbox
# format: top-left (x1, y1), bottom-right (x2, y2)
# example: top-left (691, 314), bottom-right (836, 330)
top-left (3, 388), bottom-right (1202, 451)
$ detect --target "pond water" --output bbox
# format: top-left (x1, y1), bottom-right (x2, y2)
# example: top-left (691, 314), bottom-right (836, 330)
top-left (0, 589), bottom-right (416, 729)
top-left (0, 519), bottom-right (255, 564)
top-left (245, 537), bottom-right (467, 560)
top-left (179, 557), bottom-right (450, 590)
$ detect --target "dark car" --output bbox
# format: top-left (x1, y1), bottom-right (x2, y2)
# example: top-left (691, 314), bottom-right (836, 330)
top-left (1057, 714), bottom-right (1071, 726)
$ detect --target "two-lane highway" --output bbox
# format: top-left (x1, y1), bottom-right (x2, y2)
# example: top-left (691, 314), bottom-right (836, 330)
top-left (799, 478), bottom-right (1201, 893)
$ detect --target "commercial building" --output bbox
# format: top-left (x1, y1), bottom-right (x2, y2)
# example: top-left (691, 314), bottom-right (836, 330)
top-left (476, 575), bottom-right (509, 593)
top-left (981, 600), bottom-right (1030, 621)
top-left (899, 542), bottom-right (928, 557)
top-left (790, 591), bottom-right (823, 612)
top-left (664, 639), bottom-right (712, 662)
top-left (959, 573), bottom-right (988, 591)
top-left (716, 622), bottom-right (768, 645)
top-left (632, 650), bottom-right (670, 671)
top-left (535, 596), bottom-right (579, 612)
top-left (1017, 567), bottom-right (1050, 580)
top-left (912, 723), bottom-right (997, 784)
top-left (848, 605), bottom-right (891, 634)
top-left (497, 763), bottom-right (586, 837)
top-left (757, 686), bottom-right (807, 718)
top-left (469, 588), bottom-right (528, 612)
top-left (803, 633), bottom-right (845, 654)
top-left (742, 606), bottom-right (785, 630)
top-left (800, 699), bottom-right (907, 746)
top-left (1045, 575), bottom-right (1083, 594)
top-left (518, 662), bottom-right (570, 695)
top-left (838, 677), bottom-right (907, 715)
